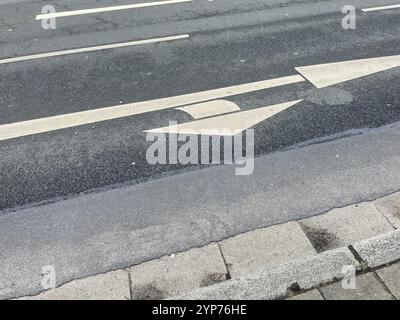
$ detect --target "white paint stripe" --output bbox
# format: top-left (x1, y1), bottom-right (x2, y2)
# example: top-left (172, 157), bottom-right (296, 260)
top-left (0, 35), bottom-right (189, 65)
top-left (362, 4), bottom-right (400, 12)
top-left (176, 100), bottom-right (241, 119)
top-left (0, 75), bottom-right (305, 141)
top-left (146, 100), bottom-right (303, 136)
top-left (36, 0), bottom-right (192, 20)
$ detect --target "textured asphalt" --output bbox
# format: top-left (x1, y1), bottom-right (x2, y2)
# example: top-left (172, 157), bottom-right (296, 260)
top-left (1, 0), bottom-right (400, 299)
top-left (0, 0), bottom-right (399, 211)
top-left (2, 119), bottom-right (400, 299)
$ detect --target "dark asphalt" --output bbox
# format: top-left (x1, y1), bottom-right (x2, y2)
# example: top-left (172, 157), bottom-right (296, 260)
top-left (2, 117), bottom-right (400, 299)
top-left (0, 0), bottom-right (399, 212)
top-left (1, 0), bottom-right (400, 300)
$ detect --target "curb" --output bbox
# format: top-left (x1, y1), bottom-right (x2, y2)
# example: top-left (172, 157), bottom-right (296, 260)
top-left (14, 191), bottom-right (400, 300)
top-left (175, 231), bottom-right (400, 300)
top-left (174, 247), bottom-right (360, 300)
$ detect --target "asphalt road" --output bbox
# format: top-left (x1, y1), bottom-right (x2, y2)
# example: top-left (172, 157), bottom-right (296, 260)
top-left (1, 0), bottom-right (400, 299)
top-left (0, 0), bottom-right (400, 211)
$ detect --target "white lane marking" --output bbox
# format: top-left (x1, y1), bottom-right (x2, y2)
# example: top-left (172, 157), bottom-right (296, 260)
top-left (176, 100), bottom-right (241, 119)
top-left (296, 55), bottom-right (400, 88)
top-left (0, 34), bottom-right (189, 65)
top-left (36, 0), bottom-right (192, 20)
top-left (2, 54), bottom-right (400, 141)
top-left (362, 4), bottom-right (400, 12)
top-left (0, 75), bottom-right (305, 142)
top-left (145, 100), bottom-right (303, 136)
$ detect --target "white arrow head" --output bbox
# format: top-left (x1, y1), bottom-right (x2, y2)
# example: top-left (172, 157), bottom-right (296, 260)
top-left (296, 55), bottom-right (400, 88)
top-left (144, 100), bottom-right (303, 136)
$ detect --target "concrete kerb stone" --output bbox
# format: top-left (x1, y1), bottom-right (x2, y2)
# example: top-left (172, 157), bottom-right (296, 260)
top-left (174, 247), bottom-right (359, 300)
top-left (351, 230), bottom-right (400, 269)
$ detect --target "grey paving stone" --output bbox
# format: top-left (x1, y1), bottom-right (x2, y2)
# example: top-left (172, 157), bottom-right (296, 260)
top-left (18, 270), bottom-right (130, 300)
top-left (376, 263), bottom-right (400, 299)
top-left (129, 244), bottom-right (228, 300)
top-left (300, 202), bottom-right (394, 252)
top-left (288, 290), bottom-right (324, 300)
top-left (352, 230), bottom-right (400, 268)
top-left (175, 247), bottom-right (359, 300)
top-left (320, 273), bottom-right (394, 300)
top-left (219, 221), bottom-right (316, 278)
top-left (373, 192), bottom-right (400, 229)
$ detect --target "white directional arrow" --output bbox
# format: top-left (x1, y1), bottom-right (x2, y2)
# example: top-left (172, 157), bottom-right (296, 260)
top-left (145, 55), bottom-right (400, 135)
top-left (145, 100), bottom-right (303, 136)
top-left (296, 55), bottom-right (400, 88)
top-left (0, 54), bottom-right (399, 141)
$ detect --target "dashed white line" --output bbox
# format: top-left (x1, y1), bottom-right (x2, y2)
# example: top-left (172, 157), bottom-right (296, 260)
top-left (362, 4), bottom-right (400, 12)
top-left (0, 34), bottom-right (189, 65)
top-left (35, 0), bottom-right (192, 20)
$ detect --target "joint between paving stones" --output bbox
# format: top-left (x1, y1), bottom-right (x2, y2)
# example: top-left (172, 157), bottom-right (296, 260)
top-left (217, 243), bottom-right (232, 281)
top-left (348, 245), bottom-right (368, 270)
top-left (372, 271), bottom-right (397, 300)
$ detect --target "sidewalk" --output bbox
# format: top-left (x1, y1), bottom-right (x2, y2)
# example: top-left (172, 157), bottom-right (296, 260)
top-left (16, 191), bottom-right (400, 300)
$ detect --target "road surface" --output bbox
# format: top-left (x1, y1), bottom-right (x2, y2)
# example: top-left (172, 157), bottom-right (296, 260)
top-left (0, 0), bottom-right (400, 299)
top-left (1, 0), bottom-right (400, 211)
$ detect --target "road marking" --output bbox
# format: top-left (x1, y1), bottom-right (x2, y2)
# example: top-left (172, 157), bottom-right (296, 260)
top-left (36, 0), bottom-right (192, 20)
top-left (362, 4), bottom-right (400, 12)
top-left (3, 54), bottom-right (399, 141)
top-left (0, 75), bottom-right (304, 141)
top-left (296, 55), bottom-right (400, 88)
top-left (176, 100), bottom-right (241, 119)
top-left (145, 100), bottom-right (303, 136)
top-left (0, 34), bottom-right (189, 65)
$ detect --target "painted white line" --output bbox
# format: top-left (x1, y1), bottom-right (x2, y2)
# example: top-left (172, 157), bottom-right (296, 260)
top-left (2, 54), bottom-right (400, 141)
top-left (36, 0), bottom-right (192, 20)
top-left (176, 100), bottom-right (241, 119)
top-left (146, 100), bottom-right (303, 136)
top-left (362, 4), bottom-right (400, 12)
top-left (0, 75), bottom-right (305, 142)
top-left (0, 34), bottom-right (189, 65)
top-left (296, 54), bottom-right (400, 88)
